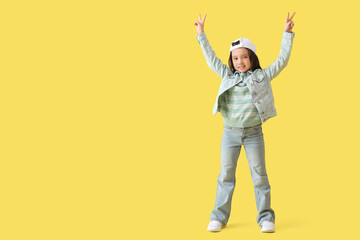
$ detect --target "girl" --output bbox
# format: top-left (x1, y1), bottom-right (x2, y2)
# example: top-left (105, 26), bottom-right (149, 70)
top-left (194, 13), bottom-right (295, 233)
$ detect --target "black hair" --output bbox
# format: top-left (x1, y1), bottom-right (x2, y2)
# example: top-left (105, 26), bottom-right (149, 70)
top-left (228, 48), bottom-right (262, 73)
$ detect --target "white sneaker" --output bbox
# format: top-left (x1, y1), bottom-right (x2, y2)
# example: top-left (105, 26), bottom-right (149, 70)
top-left (207, 220), bottom-right (224, 232)
top-left (261, 221), bottom-right (275, 233)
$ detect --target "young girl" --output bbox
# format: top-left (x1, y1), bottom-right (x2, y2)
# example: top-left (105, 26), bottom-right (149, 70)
top-left (194, 13), bottom-right (295, 233)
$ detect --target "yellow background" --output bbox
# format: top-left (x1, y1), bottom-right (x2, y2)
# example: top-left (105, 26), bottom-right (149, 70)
top-left (1, 0), bottom-right (360, 239)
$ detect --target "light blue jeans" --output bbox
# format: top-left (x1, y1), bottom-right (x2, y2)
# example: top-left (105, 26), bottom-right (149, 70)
top-left (210, 124), bottom-right (275, 226)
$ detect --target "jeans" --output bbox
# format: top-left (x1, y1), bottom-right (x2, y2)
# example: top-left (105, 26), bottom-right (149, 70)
top-left (210, 124), bottom-right (275, 226)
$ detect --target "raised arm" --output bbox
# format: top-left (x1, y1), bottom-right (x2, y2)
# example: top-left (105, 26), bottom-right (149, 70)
top-left (263, 12), bottom-right (296, 80)
top-left (195, 14), bottom-right (229, 79)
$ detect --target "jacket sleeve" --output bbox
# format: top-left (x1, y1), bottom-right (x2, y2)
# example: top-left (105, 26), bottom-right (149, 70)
top-left (263, 31), bottom-right (295, 81)
top-left (196, 32), bottom-right (230, 79)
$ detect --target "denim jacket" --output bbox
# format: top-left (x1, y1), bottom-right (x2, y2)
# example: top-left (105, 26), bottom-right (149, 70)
top-left (196, 31), bottom-right (295, 123)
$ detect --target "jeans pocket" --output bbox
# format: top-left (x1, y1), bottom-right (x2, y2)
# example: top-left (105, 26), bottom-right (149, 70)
top-left (246, 125), bottom-right (263, 137)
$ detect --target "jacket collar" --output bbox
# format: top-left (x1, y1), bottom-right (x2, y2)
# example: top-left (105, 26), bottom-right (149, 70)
top-left (234, 70), bottom-right (252, 77)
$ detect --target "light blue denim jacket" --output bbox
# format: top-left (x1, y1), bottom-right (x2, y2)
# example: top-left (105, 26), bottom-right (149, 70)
top-left (196, 31), bottom-right (295, 123)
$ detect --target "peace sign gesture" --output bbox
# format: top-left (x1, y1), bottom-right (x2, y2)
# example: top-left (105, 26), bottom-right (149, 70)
top-left (284, 12), bottom-right (296, 32)
top-left (194, 14), bottom-right (207, 34)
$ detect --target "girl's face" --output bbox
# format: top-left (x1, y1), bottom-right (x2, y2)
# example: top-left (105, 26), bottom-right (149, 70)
top-left (231, 48), bottom-right (252, 72)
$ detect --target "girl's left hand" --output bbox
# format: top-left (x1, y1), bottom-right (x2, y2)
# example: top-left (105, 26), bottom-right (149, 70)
top-left (284, 12), bottom-right (295, 32)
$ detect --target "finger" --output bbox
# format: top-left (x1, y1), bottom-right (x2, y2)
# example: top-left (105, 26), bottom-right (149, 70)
top-left (289, 12), bottom-right (296, 21)
top-left (198, 14), bottom-right (202, 21)
top-left (202, 14), bottom-right (207, 22)
top-left (287, 12), bottom-right (289, 21)
top-left (195, 20), bottom-right (199, 26)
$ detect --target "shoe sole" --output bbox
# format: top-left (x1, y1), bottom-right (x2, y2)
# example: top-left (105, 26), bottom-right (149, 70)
top-left (261, 228), bottom-right (275, 233)
top-left (207, 224), bottom-right (225, 232)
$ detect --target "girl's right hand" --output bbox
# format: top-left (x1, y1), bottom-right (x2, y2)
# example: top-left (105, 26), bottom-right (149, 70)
top-left (194, 14), bottom-right (207, 34)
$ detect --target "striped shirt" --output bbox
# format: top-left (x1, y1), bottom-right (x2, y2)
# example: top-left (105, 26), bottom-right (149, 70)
top-left (220, 71), bottom-right (261, 128)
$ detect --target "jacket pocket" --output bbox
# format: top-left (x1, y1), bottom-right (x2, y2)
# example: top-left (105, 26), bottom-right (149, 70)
top-left (251, 74), bottom-right (269, 96)
top-left (251, 71), bottom-right (265, 83)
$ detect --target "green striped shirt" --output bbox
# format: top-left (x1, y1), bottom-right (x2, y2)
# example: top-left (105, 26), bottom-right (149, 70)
top-left (220, 72), bottom-right (261, 128)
